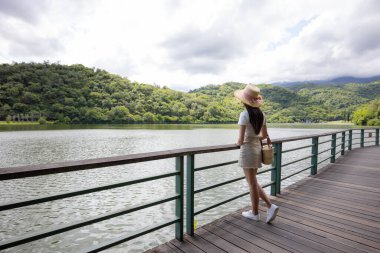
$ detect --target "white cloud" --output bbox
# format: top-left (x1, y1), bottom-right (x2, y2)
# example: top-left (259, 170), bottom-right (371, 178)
top-left (0, 0), bottom-right (379, 90)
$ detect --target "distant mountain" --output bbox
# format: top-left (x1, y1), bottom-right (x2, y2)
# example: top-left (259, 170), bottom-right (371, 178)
top-left (273, 75), bottom-right (380, 88)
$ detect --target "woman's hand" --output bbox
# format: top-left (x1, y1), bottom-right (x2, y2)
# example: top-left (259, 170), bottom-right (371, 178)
top-left (235, 139), bottom-right (243, 146)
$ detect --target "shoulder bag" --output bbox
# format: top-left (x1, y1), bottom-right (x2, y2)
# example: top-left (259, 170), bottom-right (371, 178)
top-left (261, 137), bottom-right (273, 165)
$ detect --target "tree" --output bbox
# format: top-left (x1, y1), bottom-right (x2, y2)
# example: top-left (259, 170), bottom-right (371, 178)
top-left (5, 115), bottom-right (11, 123)
top-left (38, 116), bottom-right (47, 125)
top-left (108, 106), bottom-right (132, 123)
top-left (0, 104), bottom-right (11, 119)
top-left (143, 112), bottom-right (156, 122)
top-left (12, 103), bottom-right (28, 113)
top-left (84, 107), bottom-right (107, 123)
top-left (352, 99), bottom-right (380, 126)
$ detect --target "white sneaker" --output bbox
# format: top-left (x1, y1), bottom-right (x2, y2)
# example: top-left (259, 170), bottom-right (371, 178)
top-left (266, 204), bottom-right (279, 223)
top-left (242, 210), bottom-right (260, 221)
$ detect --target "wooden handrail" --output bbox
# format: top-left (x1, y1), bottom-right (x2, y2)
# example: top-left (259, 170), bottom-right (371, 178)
top-left (1, 128), bottom-right (378, 180)
top-left (0, 144), bottom-right (238, 180)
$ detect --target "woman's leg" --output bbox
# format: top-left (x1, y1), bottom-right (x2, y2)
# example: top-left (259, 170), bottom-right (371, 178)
top-left (244, 168), bottom-right (272, 209)
top-left (244, 168), bottom-right (279, 223)
top-left (258, 185), bottom-right (272, 208)
top-left (243, 168), bottom-right (259, 214)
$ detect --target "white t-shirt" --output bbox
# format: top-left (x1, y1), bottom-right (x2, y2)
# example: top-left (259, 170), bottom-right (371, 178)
top-left (238, 110), bottom-right (266, 126)
top-left (238, 110), bottom-right (266, 139)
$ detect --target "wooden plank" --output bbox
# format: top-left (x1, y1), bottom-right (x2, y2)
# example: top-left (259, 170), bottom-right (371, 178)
top-left (164, 243), bottom-right (184, 253)
top-left (281, 188), bottom-right (380, 217)
top-left (280, 189), bottom-right (380, 220)
top-left (224, 215), bottom-right (322, 253)
top-left (281, 184), bottom-right (380, 211)
top-left (316, 173), bottom-right (380, 188)
top-left (285, 187), bottom-right (379, 207)
top-left (286, 176), bottom-right (380, 196)
top-left (342, 158), bottom-right (380, 163)
top-left (323, 160), bottom-right (380, 171)
top-left (290, 181), bottom-right (380, 202)
top-left (272, 198), bottom-right (380, 241)
top-left (273, 202), bottom-right (380, 249)
top-left (284, 183), bottom-right (380, 207)
top-left (273, 196), bottom-right (380, 238)
top-left (343, 153), bottom-right (380, 160)
top-left (333, 159), bottom-right (380, 169)
top-left (295, 177), bottom-right (379, 194)
top-left (146, 243), bottom-right (182, 253)
top-left (284, 182), bottom-right (380, 202)
top-left (259, 205), bottom-right (377, 253)
top-left (283, 179), bottom-right (380, 203)
top-left (271, 199), bottom-right (380, 247)
top-left (318, 167), bottom-right (378, 181)
top-left (231, 211), bottom-right (343, 253)
top-left (293, 176), bottom-right (380, 194)
top-left (184, 234), bottom-right (227, 253)
top-left (332, 162), bottom-right (380, 172)
top-left (325, 166), bottom-right (380, 178)
top-left (278, 193), bottom-right (380, 224)
top-left (255, 206), bottom-right (369, 253)
top-left (169, 238), bottom-right (205, 253)
top-left (319, 173), bottom-right (380, 186)
top-left (344, 149), bottom-right (380, 156)
top-left (195, 227), bottom-right (248, 253)
top-left (203, 222), bottom-right (270, 253)
top-left (212, 219), bottom-right (291, 253)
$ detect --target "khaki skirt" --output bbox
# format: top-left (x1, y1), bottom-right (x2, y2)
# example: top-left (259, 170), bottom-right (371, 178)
top-left (238, 139), bottom-right (262, 168)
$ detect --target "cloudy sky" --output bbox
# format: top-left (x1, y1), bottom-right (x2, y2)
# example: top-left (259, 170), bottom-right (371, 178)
top-left (0, 0), bottom-right (379, 90)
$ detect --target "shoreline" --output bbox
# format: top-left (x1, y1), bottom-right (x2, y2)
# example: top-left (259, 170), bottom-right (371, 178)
top-left (0, 121), bottom-right (361, 132)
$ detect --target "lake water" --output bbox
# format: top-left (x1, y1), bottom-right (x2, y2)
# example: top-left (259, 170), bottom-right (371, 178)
top-left (0, 124), bottom-right (357, 252)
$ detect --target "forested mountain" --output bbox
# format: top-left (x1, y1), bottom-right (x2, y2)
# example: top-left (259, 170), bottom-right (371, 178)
top-left (0, 62), bottom-right (379, 124)
top-left (191, 82), bottom-right (380, 123)
top-left (273, 75), bottom-right (380, 87)
top-left (0, 62), bottom-right (239, 123)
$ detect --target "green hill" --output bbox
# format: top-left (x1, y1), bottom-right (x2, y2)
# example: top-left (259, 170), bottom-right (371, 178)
top-left (1, 62), bottom-right (379, 124)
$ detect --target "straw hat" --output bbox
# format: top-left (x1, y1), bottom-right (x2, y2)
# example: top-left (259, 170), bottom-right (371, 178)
top-left (234, 84), bottom-right (263, 108)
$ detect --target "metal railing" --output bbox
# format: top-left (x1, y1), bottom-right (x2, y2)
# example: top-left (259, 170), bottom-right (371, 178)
top-left (0, 127), bottom-right (378, 251)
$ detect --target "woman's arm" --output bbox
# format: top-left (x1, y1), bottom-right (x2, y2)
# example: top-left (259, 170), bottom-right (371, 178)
top-left (261, 125), bottom-right (269, 139)
top-left (236, 125), bottom-right (246, 146)
top-left (261, 125), bottom-right (272, 145)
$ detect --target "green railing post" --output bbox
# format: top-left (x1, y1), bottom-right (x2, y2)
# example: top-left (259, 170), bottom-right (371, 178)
top-left (186, 154), bottom-right (195, 236)
top-left (341, 131), bottom-right (345, 156)
top-left (270, 145), bottom-right (276, 196)
top-left (175, 156), bottom-right (184, 241)
top-left (376, 129), bottom-right (379, 146)
top-left (330, 134), bottom-right (336, 163)
top-left (348, 130), bottom-right (352, 150)
top-left (360, 129), bottom-right (364, 147)
top-left (311, 137), bottom-right (318, 175)
top-left (271, 143), bottom-right (282, 196)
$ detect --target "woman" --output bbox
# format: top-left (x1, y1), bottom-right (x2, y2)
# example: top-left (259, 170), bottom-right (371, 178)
top-left (234, 84), bottom-right (279, 223)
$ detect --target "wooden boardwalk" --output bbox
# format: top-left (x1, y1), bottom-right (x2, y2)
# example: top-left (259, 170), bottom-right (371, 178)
top-left (146, 146), bottom-right (380, 253)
